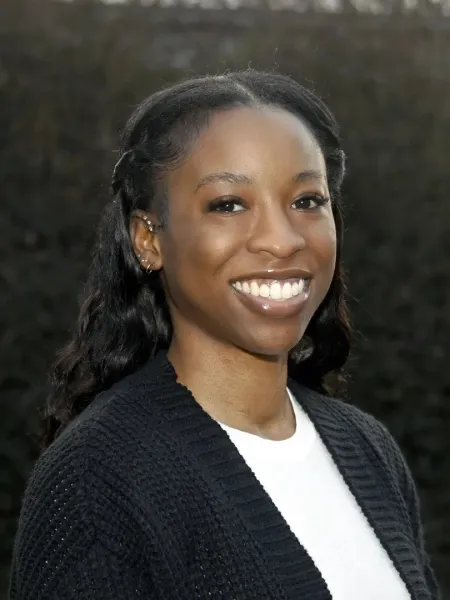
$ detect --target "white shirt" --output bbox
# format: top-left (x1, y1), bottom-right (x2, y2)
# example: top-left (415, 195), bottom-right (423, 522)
top-left (217, 389), bottom-right (410, 600)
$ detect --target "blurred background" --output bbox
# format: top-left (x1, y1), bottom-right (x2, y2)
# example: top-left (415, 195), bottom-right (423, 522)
top-left (1, 0), bottom-right (449, 597)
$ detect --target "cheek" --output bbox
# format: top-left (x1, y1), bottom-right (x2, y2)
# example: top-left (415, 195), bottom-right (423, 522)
top-left (161, 217), bottom-right (239, 281)
top-left (160, 219), bottom-right (242, 321)
top-left (309, 215), bottom-right (337, 275)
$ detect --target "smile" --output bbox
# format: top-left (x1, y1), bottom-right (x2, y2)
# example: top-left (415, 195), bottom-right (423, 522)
top-left (231, 278), bottom-right (310, 301)
top-left (230, 277), bottom-right (311, 319)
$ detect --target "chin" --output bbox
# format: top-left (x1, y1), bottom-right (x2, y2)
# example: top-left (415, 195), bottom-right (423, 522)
top-left (238, 325), bottom-right (307, 359)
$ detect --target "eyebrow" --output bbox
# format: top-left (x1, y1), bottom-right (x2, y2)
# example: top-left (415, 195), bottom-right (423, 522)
top-left (195, 172), bottom-right (252, 192)
top-left (195, 169), bottom-right (325, 193)
top-left (292, 169), bottom-right (325, 184)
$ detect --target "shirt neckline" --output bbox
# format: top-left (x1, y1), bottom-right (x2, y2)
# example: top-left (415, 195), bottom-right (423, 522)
top-left (217, 388), bottom-right (318, 461)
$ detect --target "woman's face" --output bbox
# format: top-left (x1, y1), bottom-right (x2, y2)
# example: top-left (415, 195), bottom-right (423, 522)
top-left (155, 106), bottom-right (337, 357)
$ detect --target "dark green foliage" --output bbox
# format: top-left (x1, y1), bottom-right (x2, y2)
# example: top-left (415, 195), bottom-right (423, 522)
top-left (1, 0), bottom-right (449, 596)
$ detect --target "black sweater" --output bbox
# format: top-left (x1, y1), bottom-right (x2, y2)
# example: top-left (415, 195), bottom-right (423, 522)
top-left (10, 353), bottom-right (440, 600)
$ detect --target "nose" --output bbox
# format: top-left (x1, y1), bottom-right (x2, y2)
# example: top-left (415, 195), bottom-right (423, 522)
top-left (247, 206), bottom-right (307, 258)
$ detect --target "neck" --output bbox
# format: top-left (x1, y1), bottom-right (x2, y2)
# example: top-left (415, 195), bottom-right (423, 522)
top-left (167, 333), bottom-right (294, 438)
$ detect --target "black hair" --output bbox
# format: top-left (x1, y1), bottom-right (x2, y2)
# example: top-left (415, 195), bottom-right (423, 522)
top-left (41, 70), bottom-right (352, 448)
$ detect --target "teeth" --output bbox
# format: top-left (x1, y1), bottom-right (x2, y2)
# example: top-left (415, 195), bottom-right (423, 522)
top-left (232, 279), bottom-right (308, 301)
top-left (250, 281), bottom-right (259, 296)
top-left (271, 282), bottom-right (282, 300)
top-left (282, 282), bottom-right (291, 299)
top-left (260, 284), bottom-right (270, 298)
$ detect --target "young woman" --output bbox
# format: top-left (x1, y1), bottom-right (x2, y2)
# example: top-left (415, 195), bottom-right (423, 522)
top-left (9, 71), bottom-right (440, 600)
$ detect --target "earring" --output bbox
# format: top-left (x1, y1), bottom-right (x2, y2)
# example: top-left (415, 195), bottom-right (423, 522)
top-left (137, 254), bottom-right (155, 274)
top-left (140, 214), bottom-right (162, 233)
top-left (145, 262), bottom-right (155, 274)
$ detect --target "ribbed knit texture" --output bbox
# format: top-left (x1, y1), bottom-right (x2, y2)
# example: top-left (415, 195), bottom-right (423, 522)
top-left (9, 352), bottom-right (440, 600)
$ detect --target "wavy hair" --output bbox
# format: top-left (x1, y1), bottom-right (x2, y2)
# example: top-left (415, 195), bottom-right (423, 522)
top-left (41, 70), bottom-right (352, 448)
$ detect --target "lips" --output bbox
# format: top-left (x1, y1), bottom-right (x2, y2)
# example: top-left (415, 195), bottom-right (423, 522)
top-left (230, 271), bottom-right (312, 318)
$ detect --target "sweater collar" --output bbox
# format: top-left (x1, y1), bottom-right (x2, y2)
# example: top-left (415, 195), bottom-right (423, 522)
top-left (137, 352), bottom-right (330, 600)
top-left (133, 352), bottom-right (425, 600)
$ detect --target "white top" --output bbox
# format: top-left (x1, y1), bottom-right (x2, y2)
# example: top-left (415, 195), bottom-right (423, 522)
top-left (217, 390), bottom-right (410, 600)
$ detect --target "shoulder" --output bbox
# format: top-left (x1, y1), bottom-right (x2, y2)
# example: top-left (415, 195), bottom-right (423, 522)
top-left (324, 393), bottom-right (411, 484)
top-left (12, 380), bottom-right (170, 593)
top-left (30, 372), bottom-right (171, 499)
top-left (291, 380), bottom-right (421, 525)
top-left (326, 394), bottom-right (401, 457)
top-left (17, 394), bottom-right (139, 543)
top-left (11, 414), bottom-right (109, 596)
top-left (16, 366), bottom-right (173, 549)
top-left (329, 394), bottom-right (422, 529)
top-left (314, 391), bottom-right (441, 597)
top-left (296, 381), bottom-right (407, 468)
top-left (48, 357), bottom-right (171, 471)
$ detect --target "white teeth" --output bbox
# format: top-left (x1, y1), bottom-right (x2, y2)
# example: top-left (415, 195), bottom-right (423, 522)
top-left (250, 281), bottom-right (259, 296)
top-left (232, 279), bottom-right (308, 301)
top-left (259, 284), bottom-right (270, 298)
top-left (282, 282), bottom-right (292, 299)
top-left (270, 282), bottom-right (282, 300)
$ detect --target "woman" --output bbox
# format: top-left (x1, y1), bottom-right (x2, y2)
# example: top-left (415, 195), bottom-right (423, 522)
top-left (10, 71), bottom-right (439, 600)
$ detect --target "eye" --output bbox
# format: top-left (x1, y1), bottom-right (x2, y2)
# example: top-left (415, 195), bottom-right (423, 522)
top-left (292, 194), bottom-right (330, 211)
top-left (207, 197), bottom-right (246, 214)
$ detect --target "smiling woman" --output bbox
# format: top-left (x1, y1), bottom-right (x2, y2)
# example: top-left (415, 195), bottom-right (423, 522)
top-left (9, 71), bottom-right (440, 600)
top-left (138, 105), bottom-right (338, 372)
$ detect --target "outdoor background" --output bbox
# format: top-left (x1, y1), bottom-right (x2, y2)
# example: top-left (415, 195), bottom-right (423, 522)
top-left (1, 0), bottom-right (449, 597)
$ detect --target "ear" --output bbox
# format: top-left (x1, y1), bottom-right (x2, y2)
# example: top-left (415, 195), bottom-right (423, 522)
top-left (130, 210), bottom-right (163, 272)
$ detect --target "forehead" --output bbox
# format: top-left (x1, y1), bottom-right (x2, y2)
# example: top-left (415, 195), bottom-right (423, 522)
top-left (171, 106), bottom-right (326, 188)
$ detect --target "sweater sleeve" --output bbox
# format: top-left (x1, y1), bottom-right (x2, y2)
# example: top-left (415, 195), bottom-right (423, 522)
top-left (9, 434), bottom-right (158, 600)
top-left (9, 539), bottom-right (156, 600)
top-left (391, 437), bottom-right (440, 600)
top-left (369, 417), bottom-right (441, 600)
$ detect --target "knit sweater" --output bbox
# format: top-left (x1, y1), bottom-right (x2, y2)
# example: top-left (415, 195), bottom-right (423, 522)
top-left (9, 352), bottom-right (440, 600)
